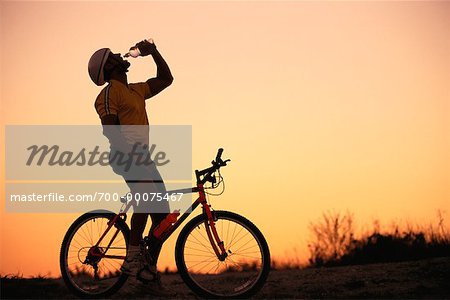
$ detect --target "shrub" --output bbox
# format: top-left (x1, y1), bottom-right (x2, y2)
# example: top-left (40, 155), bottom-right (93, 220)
top-left (308, 210), bottom-right (450, 267)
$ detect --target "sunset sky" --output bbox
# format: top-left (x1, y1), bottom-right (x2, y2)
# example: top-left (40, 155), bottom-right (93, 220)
top-left (1, 1), bottom-right (449, 277)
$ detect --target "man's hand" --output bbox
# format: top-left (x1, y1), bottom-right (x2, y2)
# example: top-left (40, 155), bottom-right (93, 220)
top-left (133, 39), bottom-right (157, 57)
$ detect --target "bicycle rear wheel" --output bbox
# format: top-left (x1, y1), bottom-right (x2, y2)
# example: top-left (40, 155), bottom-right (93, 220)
top-left (60, 210), bottom-right (129, 298)
top-left (175, 210), bottom-right (270, 298)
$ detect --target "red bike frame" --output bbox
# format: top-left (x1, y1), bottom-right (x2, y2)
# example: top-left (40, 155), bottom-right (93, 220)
top-left (87, 183), bottom-right (227, 261)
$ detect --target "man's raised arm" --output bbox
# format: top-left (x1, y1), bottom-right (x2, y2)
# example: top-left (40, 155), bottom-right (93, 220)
top-left (135, 40), bottom-right (174, 97)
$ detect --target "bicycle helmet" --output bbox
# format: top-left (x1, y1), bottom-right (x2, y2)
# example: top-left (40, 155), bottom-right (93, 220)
top-left (88, 48), bottom-right (111, 86)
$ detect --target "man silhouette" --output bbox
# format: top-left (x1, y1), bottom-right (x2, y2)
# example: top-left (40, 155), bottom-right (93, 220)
top-left (88, 39), bottom-right (175, 296)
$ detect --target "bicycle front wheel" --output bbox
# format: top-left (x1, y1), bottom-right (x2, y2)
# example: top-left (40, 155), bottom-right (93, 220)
top-left (175, 210), bottom-right (270, 298)
top-left (60, 211), bottom-right (129, 298)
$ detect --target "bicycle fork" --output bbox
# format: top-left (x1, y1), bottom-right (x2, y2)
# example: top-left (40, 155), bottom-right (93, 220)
top-left (198, 185), bottom-right (228, 261)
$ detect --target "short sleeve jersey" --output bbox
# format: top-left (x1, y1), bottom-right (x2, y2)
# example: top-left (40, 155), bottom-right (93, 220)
top-left (94, 80), bottom-right (151, 125)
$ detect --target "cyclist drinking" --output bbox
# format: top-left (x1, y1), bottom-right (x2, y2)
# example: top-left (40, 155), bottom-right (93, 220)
top-left (88, 39), bottom-right (175, 296)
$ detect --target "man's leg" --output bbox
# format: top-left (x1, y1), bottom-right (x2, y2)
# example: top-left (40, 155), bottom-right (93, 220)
top-left (122, 169), bottom-right (176, 295)
top-left (121, 179), bottom-right (150, 277)
top-left (122, 180), bottom-right (168, 278)
top-left (130, 213), bottom-right (149, 246)
top-left (140, 162), bottom-right (170, 265)
top-left (121, 211), bottom-right (149, 276)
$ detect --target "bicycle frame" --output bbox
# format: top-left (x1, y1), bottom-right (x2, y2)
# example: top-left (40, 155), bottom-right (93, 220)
top-left (87, 183), bottom-right (227, 262)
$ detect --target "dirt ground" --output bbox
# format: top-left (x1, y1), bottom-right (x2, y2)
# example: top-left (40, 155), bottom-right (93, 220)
top-left (2, 257), bottom-right (449, 299)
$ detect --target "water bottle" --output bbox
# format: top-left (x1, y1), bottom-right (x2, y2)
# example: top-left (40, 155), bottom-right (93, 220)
top-left (152, 209), bottom-right (180, 239)
top-left (124, 38), bottom-right (154, 58)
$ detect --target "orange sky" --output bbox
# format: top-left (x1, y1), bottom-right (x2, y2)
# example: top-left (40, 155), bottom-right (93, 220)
top-left (1, 1), bottom-right (449, 277)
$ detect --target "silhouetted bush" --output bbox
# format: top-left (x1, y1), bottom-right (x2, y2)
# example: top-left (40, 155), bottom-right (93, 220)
top-left (308, 210), bottom-right (450, 267)
top-left (307, 210), bottom-right (354, 267)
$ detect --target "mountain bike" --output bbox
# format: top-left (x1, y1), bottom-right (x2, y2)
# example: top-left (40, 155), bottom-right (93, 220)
top-left (59, 149), bottom-right (271, 298)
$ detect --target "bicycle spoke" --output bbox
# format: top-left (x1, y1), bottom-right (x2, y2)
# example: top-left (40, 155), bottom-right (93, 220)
top-left (234, 251), bottom-right (261, 257)
top-left (71, 238), bottom-right (84, 249)
top-left (78, 227), bottom-right (93, 246)
top-left (230, 236), bottom-right (256, 253)
top-left (96, 218), bottom-right (101, 243)
top-left (205, 261), bottom-right (220, 275)
top-left (185, 259), bottom-right (218, 263)
top-left (194, 225), bottom-right (214, 247)
top-left (194, 260), bottom-right (218, 274)
top-left (111, 237), bottom-right (125, 247)
top-left (227, 226), bottom-right (245, 249)
top-left (184, 253), bottom-right (215, 257)
top-left (187, 234), bottom-right (215, 256)
top-left (225, 220), bottom-right (231, 248)
top-left (235, 245), bottom-right (260, 254)
top-left (86, 220), bottom-right (93, 245)
top-left (88, 221), bottom-right (96, 245)
top-left (186, 237), bottom-right (213, 249)
top-left (184, 245), bottom-right (216, 255)
top-left (187, 258), bottom-right (218, 271)
top-left (227, 221), bottom-right (237, 246)
top-left (213, 261), bottom-right (222, 274)
top-left (230, 253), bottom-right (262, 260)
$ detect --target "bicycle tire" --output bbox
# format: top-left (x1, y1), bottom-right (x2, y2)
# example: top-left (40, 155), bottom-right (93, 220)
top-left (60, 210), bottom-right (130, 298)
top-left (175, 210), bottom-right (270, 298)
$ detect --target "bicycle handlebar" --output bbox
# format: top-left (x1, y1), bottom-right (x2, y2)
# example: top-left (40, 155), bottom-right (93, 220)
top-left (195, 148), bottom-right (231, 184)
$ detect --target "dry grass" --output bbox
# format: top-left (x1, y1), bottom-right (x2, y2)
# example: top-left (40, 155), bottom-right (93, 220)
top-left (307, 209), bottom-right (450, 267)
